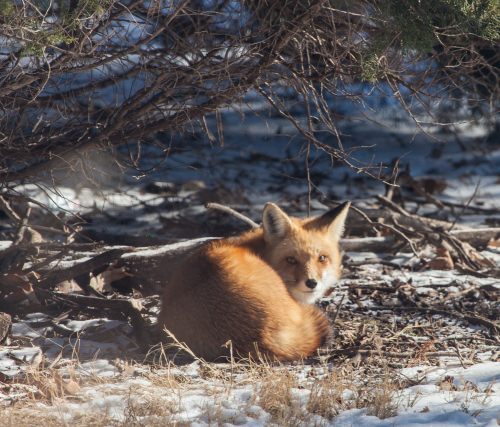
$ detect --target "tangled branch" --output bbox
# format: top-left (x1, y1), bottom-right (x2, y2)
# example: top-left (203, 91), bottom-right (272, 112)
top-left (0, 0), bottom-right (498, 184)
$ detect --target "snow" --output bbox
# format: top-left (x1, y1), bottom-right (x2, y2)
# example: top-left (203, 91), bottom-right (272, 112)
top-left (0, 346), bottom-right (42, 377)
top-left (123, 237), bottom-right (217, 258)
top-left (335, 409), bottom-right (493, 427)
top-left (3, 355), bottom-right (497, 426)
top-left (11, 322), bottom-right (51, 340)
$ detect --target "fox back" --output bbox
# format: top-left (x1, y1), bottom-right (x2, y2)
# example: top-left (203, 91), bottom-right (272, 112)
top-left (159, 202), bottom-right (350, 361)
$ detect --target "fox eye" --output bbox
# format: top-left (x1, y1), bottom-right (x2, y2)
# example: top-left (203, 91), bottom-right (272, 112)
top-left (318, 255), bottom-right (327, 263)
top-left (286, 257), bottom-right (298, 265)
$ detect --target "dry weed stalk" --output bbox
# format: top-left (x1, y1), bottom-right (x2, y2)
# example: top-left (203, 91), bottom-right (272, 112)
top-left (255, 367), bottom-right (301, 424)
top-left (307, 368), bottom-right (351, 419)
top-left (121, 387), bottom-right (183, 427)
top-left (9, 362), bottom-right (81, 403)
top-left (0, 411), bottom-right (65, 427)
top-left (364, 377), bottom-right (399, 419)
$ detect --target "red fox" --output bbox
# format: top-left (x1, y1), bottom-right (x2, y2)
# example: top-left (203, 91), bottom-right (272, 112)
top-left (159, 202), bottom-right (350, 361)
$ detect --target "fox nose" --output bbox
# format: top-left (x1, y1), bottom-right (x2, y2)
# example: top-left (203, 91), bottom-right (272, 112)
top-left (305, 279), bottom-right (318, 289)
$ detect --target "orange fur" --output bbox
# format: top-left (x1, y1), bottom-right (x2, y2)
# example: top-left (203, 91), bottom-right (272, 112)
top-left (159, 202), bottom-right (350, 361)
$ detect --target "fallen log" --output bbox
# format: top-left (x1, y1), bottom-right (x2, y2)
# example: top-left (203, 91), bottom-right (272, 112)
top-left (353, 207), bottom-right (499, 248)
top-left (33, 289), bottom-right (151, 347)
top-left (447, 228), bottom-right (500, 248)
top-left (9, 226), bottom-right (497, 280)
top-left (2, 214), bottom-right (497, 299)
top-left (37, 248), bottom-right (134, 290)
top-left (26, 227), bottom-right (497, 294)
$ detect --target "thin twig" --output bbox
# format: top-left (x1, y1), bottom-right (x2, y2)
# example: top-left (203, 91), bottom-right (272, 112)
top-left (350, 205), bottom-right (419, 256)
top-left (368, 306), bottom-right (499, 338)
top-left (447, 180), bottom-right (481, 232)
top-left (0, 195), bottom-right (21, 222)
top-left (331, 293), bottom-right (346, 325)
top-left (318, 347), bottom-right (477, 360)
top-left (13, 205), bottom-right (32, 245)
top-left (376, 195), bottom-right (410, 216)
top-left (205, 203), bottom-right (259, 229)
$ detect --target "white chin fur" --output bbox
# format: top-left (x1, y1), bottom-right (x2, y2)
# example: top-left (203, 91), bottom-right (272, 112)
top-left (289, 272), bottom-right (338, 305)
top-left (289, 288), bottom-right (318, 305)
top-left (289, 272), bottom-right (337, 304)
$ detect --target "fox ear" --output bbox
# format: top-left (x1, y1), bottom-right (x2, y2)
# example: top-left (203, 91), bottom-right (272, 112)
top-left (262, 203), bottom-right (293, 242)
top-left (307, 201), bottom-right (351, 240)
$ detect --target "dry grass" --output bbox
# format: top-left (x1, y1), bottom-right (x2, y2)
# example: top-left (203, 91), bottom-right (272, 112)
top-left (0, 386), bottom-right (189, 427)
top-left (255, 367), bottom-right (297, 422)
top-left (19, 365), bottom-right (81, 403)
top-left (120, 389), bottom-right (186, 427)
top-left (146, 364), bottom-right (192, 389)
top-left (307, 368), bottom-right (352, 420)
top-left (0, 411), bottom-right (67, 427)
top-left (0, 343), bottom-right (404, 427)
top-left (364, 377), bottom-right (399, 419)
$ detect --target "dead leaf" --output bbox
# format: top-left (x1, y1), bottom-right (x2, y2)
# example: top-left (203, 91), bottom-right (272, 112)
top-left (90, 265), bottom-right (132, 292)
top-left (55, 280), bottom-right (81, 293)
top-left (129, 298), bottom-right (144, 311)
top-left (427, 247), bottom-right (454, 270)
top-left (437, 375), bottom-right (457, 391)
top-left (62, 379), bottom-right (81, 395)
top-left (487, 238), bottom-right (500, 249)
top-left (0, 273), bottom-right (38, 305)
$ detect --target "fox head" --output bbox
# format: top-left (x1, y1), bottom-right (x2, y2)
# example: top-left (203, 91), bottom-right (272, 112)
top-left (261, 202), bottom-right (350, 304)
